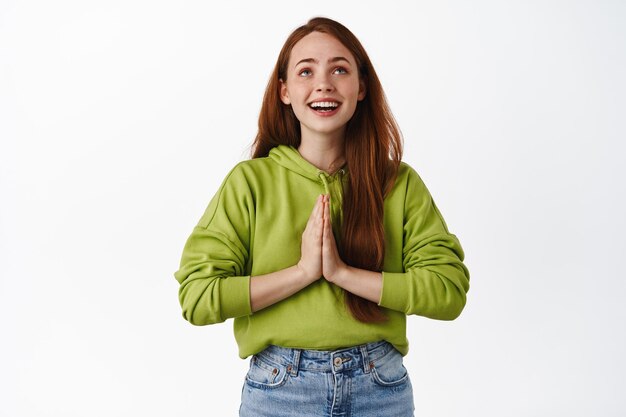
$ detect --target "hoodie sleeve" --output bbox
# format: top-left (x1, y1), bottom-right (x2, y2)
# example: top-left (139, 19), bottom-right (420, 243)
top-left (379, 167), bottom-right (470, 320)
top-left (174, 164), bottom-right (253, 325)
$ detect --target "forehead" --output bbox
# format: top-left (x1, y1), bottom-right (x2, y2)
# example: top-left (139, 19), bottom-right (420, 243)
top-left (289, 32), bottom-right (357, 67)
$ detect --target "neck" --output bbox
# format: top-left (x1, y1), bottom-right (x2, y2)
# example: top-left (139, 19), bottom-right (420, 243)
top-left (298, 129), bottom-right (346, 174)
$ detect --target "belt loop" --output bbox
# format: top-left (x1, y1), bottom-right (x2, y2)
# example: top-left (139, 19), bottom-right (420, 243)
top-left (289, 349), bottom-right (301, 376)
top-left (360, 344), bottom-right (371, 374)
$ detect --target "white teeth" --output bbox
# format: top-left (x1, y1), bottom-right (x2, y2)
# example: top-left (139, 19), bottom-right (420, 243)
top-left (310, 101), bottom-right (339, 109)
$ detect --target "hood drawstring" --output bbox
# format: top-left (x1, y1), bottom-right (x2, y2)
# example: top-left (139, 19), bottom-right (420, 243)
top-left (317, 169), bottom-right (345, 197)
top-left (318, 169), bottom-right (345, 240)
top-left (268, 144), bottom-right (347, 237)
top-left (318, 171), bottom-right (330, 194)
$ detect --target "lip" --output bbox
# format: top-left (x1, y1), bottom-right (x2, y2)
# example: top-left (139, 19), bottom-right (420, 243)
top-left (308, 98), bottom-right (342, 105)
top-left (307, 98), bottom-right (342, 117)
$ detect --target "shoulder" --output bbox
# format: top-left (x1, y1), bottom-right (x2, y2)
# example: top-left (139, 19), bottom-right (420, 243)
top-left (385, 161), bottom-right (436, 217)
top-left (211, 156), bottom-right (286, 205)
top-left (397, 161), bottom-right (415, 179)
top-left (195, 159), bottom-right (271, 228)
top-left (394, 161), bottom-right (428, 193)
top-left (231, 156), bottom-right (279, 176)
top-left (220, 157), bottom-right (276, 185)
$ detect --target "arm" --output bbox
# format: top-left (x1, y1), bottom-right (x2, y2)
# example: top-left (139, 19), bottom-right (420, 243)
top-left (323, 168), bottom-right (470, 320)
top-left (250, 194), bottom-right (325, 311)
top-left (380, 233), bottom-right (469, 320)
top-left (379, 168), bottom-right (470, 320)
top-left (250, 266), bottom-right (310, 312)
top-left (175, 225), bottom-right (251, 325)
top-left (174, 165), bottom-right (254, 325)
top-left (175, 168), bottom-right (327, 323)
top-left (320, 194), bottom-right (384, 303)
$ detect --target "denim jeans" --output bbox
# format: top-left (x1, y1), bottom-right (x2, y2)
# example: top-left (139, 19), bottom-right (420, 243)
top-left (239, 340), bottom-right (415, 417)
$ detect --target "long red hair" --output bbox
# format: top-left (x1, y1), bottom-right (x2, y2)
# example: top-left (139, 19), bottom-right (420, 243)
top-left (251, 17), bottom-right (403, 322)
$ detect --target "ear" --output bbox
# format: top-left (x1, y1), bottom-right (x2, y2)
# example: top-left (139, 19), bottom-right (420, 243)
top-left (279, 79), bottom-right (291, 105)
top-left (357, 79), bottom-right (367, 101)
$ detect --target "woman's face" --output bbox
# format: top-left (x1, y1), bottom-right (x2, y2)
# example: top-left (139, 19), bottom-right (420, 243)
top-left (280, 31), bottom-right (366, 141)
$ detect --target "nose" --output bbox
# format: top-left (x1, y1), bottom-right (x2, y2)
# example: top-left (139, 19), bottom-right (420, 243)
top-left (315, 73), bottom-right (335, 92)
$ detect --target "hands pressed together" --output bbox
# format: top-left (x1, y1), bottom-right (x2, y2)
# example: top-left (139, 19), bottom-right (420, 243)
top-left (297, 194), bottom-right (347, 284)
top-left (250, 194), bottom-right (382, 312)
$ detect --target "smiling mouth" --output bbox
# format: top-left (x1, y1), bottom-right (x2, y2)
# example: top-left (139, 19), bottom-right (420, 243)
top-left (308, 101), bottom-right (341, 113)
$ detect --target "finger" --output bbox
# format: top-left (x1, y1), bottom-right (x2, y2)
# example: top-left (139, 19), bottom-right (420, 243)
top-left (306, 195), bottom-right (323, 228)
top-left (324, 195), bottom-right (331, 225)
top-left (323, 195), bottom-right (327, 220)
top-left (311, 194), bottom-right (324, 239)
top-left (316, 194), bottom-right (324, 218)
top-left (323, 199), bottom-right (332, 241)
top-left (318, 198), bottom-right (324, 233)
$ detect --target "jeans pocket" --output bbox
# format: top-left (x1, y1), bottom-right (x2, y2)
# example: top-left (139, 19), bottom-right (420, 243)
top-left (370, 348), bottom-right (409, 387)
top-left (245, 354), bottom-right (289, 390)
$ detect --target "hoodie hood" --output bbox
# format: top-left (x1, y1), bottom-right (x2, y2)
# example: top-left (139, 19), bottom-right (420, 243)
top-left (268, 144), bottom-right (348, 184)
top-left (269, 144), bottom-right (347, 236)
top-left (268, 145), bottom-right (336, 180)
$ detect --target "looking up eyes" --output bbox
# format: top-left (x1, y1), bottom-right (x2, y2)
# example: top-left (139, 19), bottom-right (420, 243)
top-left (297, 67), bottom-right (349, 77)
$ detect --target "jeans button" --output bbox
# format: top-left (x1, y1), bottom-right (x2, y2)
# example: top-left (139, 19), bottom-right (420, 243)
top-left (333, 357), bottom-right (342, 367)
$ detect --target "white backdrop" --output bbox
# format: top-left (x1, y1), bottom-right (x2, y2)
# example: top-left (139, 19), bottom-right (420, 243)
top-left (1, 1), bottom-right (625, 416)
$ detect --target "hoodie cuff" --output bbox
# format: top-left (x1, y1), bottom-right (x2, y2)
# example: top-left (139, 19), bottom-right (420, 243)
top-left (219, 275), bottom-right (252, 319)
top-left (379, 271), bottom-right (409, 312)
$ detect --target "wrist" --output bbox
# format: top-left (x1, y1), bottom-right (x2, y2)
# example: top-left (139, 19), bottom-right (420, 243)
top-left (294, 263), bottom-right (318, 284)
top-left (328, 264), bottom-right (351, 285)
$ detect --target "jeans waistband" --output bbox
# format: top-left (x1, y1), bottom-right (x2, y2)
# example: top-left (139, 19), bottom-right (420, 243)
top-left (254, 340), bottom-right (395, 375)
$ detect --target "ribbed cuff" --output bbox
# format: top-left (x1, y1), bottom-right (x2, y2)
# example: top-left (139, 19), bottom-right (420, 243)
top-left (219, 275), bottom-right (252, 319)
top-left (379, 271), bottom-right (408, 312)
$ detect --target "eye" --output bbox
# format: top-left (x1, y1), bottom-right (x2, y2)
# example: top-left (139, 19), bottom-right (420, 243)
top-left (298, 68), bottom-right (312, 77)
top-left (333, 67), bottom-right (348, 75)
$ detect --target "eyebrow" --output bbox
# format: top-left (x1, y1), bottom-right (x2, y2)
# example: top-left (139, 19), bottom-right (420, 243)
top-left (294, 57), bottom-right (351, 68)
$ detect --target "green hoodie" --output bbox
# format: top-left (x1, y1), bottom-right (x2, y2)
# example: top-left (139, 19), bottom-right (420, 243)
top-left (174, 145), bottom-right (469, 358)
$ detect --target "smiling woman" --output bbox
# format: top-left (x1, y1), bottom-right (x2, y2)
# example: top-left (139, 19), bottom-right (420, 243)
top-left (279, 33), bottom-right (366, 141)
top-left (174, 16), bottom-right (470, 417)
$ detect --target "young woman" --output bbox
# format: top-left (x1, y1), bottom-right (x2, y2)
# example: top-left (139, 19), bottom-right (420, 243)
top-left (174, 17), bottom-right (470, 417)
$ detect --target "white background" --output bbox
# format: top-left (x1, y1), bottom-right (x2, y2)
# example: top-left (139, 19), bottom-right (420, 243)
top-left (1, 1), bottom-right (625, 416)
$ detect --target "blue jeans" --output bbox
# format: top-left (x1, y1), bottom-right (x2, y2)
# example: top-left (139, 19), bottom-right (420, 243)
top-left (239, 340), bottom-right (415, 417)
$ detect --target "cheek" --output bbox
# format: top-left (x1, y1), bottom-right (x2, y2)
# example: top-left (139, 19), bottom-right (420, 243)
top-left (289, 99), bottom-right (310, 122)
top-left (287, 83), bottom-right (310, 102)
top-left (345, 79), bottom-right (362, 100)
top-left (343, 79), bottom-right (362, 99)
